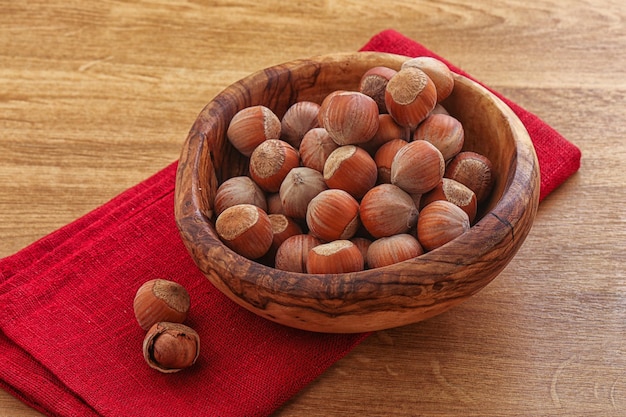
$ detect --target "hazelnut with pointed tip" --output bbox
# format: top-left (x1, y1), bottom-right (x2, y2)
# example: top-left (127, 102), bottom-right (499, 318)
top-left (280, 101), bottom-right (320, 148)
top-left (414, 113), bottom-right (465, 162)
top-left (299, 127), bottom-right (339, 173)
top-left (374, 138), bottom-right (408, 184)
top-left (319, 90), bottom-right (380, 145)
top-left (227, 105), bottom-right (281, 157)
top-left (306, 189), bottom-right (360, 242)
top-left (360, 184), bottom-right (418, 238)
top-left (279, 166), bottom-right (328, 219)
top-left (391, 140), bottom-right (445, 195)
top-left (417, 200), bottom-right (470, 251)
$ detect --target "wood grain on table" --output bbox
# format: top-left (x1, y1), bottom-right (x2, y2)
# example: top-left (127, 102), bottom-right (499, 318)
top-left (1, 1), bottom-right (625, 416)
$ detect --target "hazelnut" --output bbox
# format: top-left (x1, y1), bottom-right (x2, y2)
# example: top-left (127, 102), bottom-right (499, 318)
top-left (249, 139), bottom-right (300, 192)
top-left (280, 101), bottom-right (320, 148)
top-left (143, 322), bottom-right (200, 373)
top-left (359, 66), bottom-right (398, 114)
top-left (133, 279), bottom-right (191, 331)
top-left (417, 200), bottom-right (470, 251)
top-left (374, 138), bottom-right (408, 184)
top-left (266, 192), bottom-right (285, 215)
top-left (421, 178), bottom-right (477, 223)
top-left (445, 151), bottom-right (494, 204)
top-left (390, 139), bottom-right (445, 195)
top-left (318, 90), bottom-right (380, 145)
top-left (306, 240), bottom-right (364, 274)
top-left (360, 184), bottom-right (418, 238)
top-left (366, 234), bottom-right (424, 269)
top-left (227, 105), bottom-right (281, 157)
top-left (267, 213), bottom-right (303, 258)
top-left (414, 113), bottom-right (465, 162)
top-left (384, 66), bottom-right (437, 130)
top-left (275, 234), bottom-right (322, 273)
top-left (323, 145), bottom-right (377, 200)
top-left (431, 103), bottom-right (450, 116)
top-left (401, 57), bottom-right (454, 102)
top-left (317, 90), bottom-right (346, 125)
top-left (360, 114), bottom-right (409, 155)
top-left (279, 166), bottom-right (328, 219)
top-left (350, 237), bottom-right (373, 269)
top-left (306, 189), bottom-right (360, 242)
top-left (214, 175), bottom-right (267, 216)
top-left (215, 203), bottom-right (273, 259)
top-left (299, 127), bottom-right (339, 173)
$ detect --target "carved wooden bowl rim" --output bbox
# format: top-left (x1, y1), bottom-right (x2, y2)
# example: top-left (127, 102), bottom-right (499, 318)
top-left (174, 52), bottom-right (540, 333)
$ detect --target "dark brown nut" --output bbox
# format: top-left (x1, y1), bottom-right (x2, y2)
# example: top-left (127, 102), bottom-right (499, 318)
top-left (445, 151), bottom-right (494, 204)
top-left (359, 66), bottom-right (398, 114)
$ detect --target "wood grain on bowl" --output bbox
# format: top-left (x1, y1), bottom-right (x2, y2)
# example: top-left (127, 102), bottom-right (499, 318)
top-left (174, 52), bottom-right (540, 333)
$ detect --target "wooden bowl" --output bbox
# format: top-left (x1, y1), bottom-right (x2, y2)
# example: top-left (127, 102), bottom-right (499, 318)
top-left (174, 52), bottom-right (540, 333)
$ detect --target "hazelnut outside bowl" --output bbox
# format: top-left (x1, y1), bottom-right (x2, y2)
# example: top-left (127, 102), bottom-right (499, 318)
top-left (174, 52), bottom-right (540, 333)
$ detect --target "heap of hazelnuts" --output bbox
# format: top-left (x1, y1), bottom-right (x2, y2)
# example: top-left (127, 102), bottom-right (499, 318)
top-left (213, 56), bottom-right (494, 274)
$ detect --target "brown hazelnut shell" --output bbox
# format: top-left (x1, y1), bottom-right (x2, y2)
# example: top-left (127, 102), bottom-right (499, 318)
top-left (133, 279), bottom-right (191, 331)
top-left (323, 145), bottom-right (377, 200)
top-left (417, 200), bottom-right (470, 251)
top-left (143, 322), bottom-right (200, 373)
top-left (390, 139), bottom-right (445, 195)
top-left (384, 66), bottom-right (437, 130)
top-left (215, 203), bottom-right (273, 259)
top-left (226, 105), bottom-right (281, 157)
top-left (306, 240), bottom-right (364, 274)
top-left (249, 139), bottom-right (300, 193)
top-left (306, 189), bottom-right (360, 242)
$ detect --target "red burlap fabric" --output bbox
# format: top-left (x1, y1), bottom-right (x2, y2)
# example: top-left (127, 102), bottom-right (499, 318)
top-left (0, 30), bottom-right (580, 417)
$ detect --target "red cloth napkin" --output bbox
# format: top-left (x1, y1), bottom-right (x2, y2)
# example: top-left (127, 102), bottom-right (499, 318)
top-left (0, 30), bottom-right (580, 417)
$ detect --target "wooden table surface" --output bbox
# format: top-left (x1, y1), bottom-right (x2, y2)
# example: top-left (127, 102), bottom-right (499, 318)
top-left (1, 1), bottom-right (625, 416)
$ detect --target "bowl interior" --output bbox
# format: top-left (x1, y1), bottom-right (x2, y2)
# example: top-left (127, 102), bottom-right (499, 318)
top-left (175, 52), bottom-right (540, 333)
